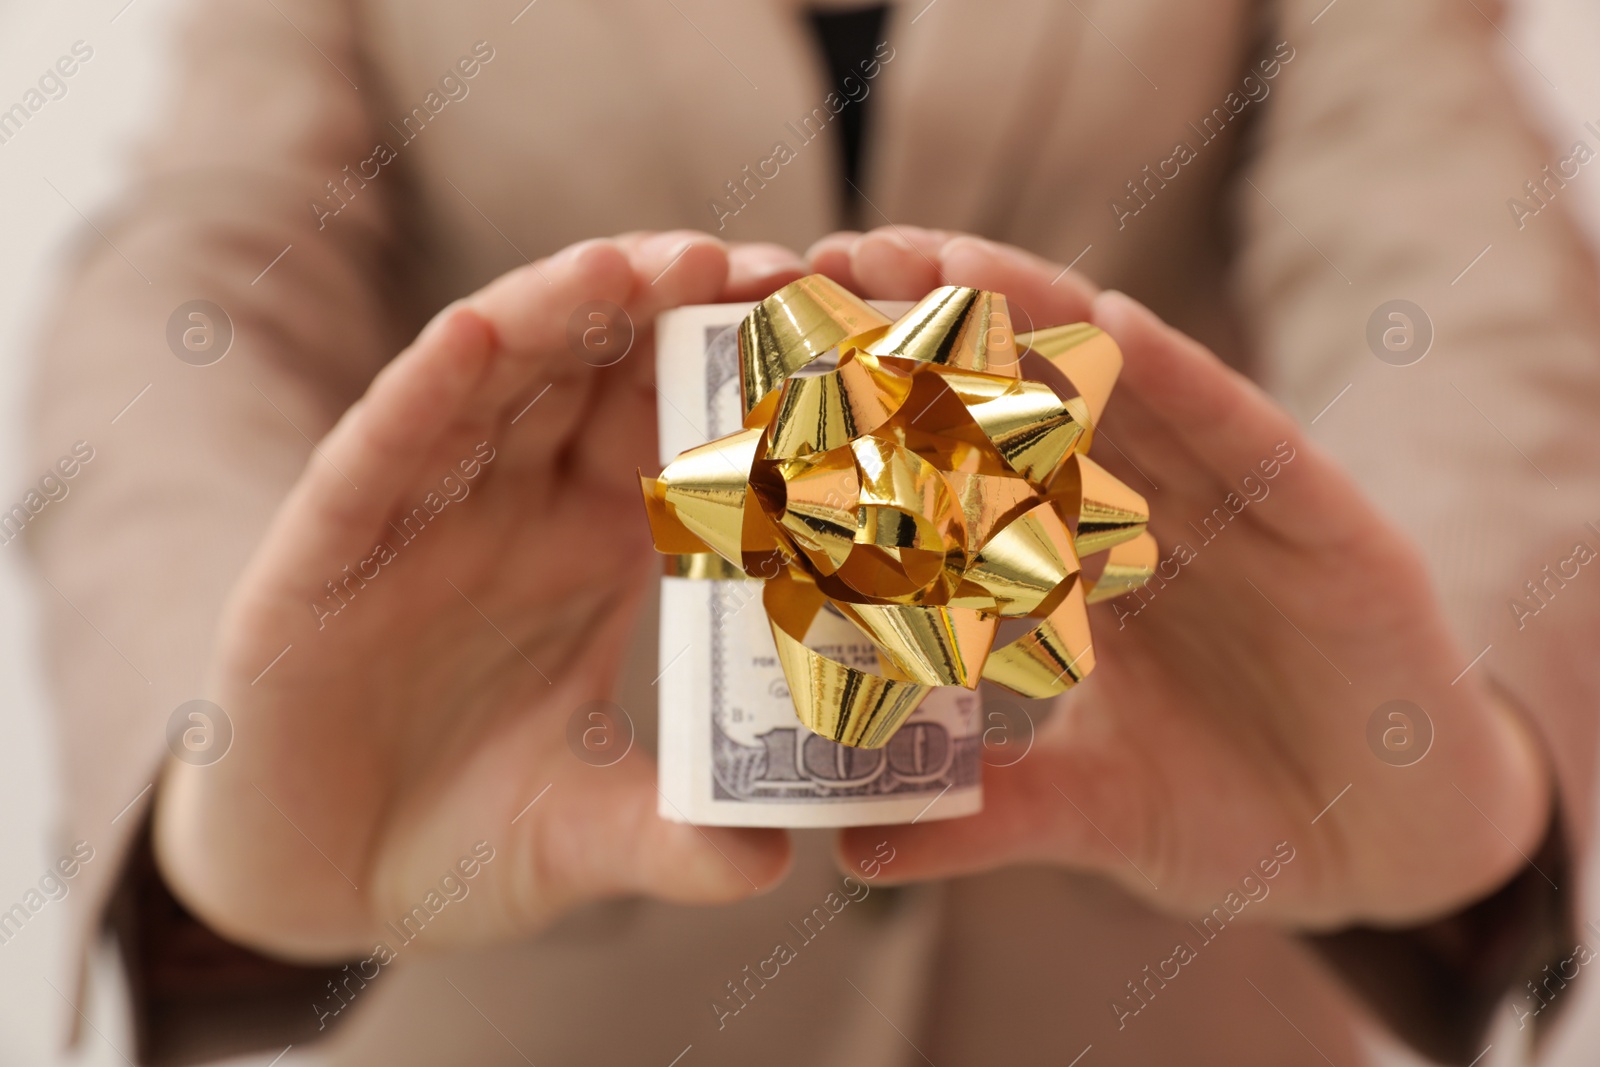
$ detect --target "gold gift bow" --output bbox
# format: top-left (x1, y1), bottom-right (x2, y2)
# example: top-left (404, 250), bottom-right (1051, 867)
top-left (641, 276), bottom-right (1156, 749)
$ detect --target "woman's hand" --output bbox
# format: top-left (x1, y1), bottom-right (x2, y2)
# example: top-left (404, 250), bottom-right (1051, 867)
top-left (816, 227), bottom-right (1550, 929)
top-left (154, 233), bottom-right (807, 959)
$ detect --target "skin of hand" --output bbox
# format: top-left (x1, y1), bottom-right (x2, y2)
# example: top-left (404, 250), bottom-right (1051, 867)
top-left (154, 233), bottom-right (808, 961)
top-left (815, 227), bottom-right (1552, 930)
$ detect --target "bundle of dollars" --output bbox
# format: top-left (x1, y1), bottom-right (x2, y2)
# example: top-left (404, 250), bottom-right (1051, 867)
top-left (645, 277), bottom-right (1153, 827)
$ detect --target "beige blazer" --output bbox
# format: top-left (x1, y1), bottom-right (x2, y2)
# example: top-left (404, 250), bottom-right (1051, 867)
top-left (27, 0), bottom-right (1600, 1062)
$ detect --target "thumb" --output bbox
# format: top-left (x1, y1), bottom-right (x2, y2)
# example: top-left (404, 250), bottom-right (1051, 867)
top-left (376, 751), bottom-right (793, 952)
top-left (835, 724), bottom-right (1161, 894)
top-left (537, 753), bottom-right (793, 906)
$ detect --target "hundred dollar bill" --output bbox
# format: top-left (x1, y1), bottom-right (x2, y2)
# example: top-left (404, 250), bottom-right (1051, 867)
top-left (653, 302), bottom-right (983, 828)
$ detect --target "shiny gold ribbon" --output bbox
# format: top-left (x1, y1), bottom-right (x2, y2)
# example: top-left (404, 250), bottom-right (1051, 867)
top-left (641, 275), bottom-right (1155, 749)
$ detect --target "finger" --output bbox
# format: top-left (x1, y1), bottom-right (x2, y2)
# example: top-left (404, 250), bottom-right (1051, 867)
top-left (555, 232), bottom-right (734, 486)
top-left (937, 235), bottom-right (1099, 335)
top-left (805, 230), bottom-right (862, 290)
top-left (610, 231), bottom-right (793, 340)
top-left (464, 239), bottom-right (639, 452)
top-left (621, 230), bottom-right (731, 326)
top-left (523, 587), bottom-right (790, 909)
top-left (1093, 291), bottom-right (1374, 553)
top-left (848, 225), bottom-right (948, 299)
top-left (371, 588), bottom-right (796, 943)
top-left (375, 749), bottom-right (793, 950)
top-left (614, 233), bottom-right (733, 412)
top-left (470, 238), bottom-right (635, 357)
top-left (611, 230), bottom-right (716, 266)
top-left (253, 241), bottom-right (642, 609)
top-left (611, 230), bottom-right (731, 311)
top-left (724, 242), bottom-right (808, 302)
top-left (490, 233), bottom-right (728, 458)
top-left (1089, 400), bottom-right (1235, 547)
top-left (531, 756), bottom-right (794, 910)
top-left (244, 303), bottom-right (496, 607)
top-left (835, 736), bottom-right (1158, 892)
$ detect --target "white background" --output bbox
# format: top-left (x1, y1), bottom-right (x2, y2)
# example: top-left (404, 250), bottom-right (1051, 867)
top-left (0, 1), bottom-right (1595, 1064)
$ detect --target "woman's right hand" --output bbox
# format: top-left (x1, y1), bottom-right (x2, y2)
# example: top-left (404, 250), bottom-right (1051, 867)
top-left (154, 234), bottom-right (802, 959)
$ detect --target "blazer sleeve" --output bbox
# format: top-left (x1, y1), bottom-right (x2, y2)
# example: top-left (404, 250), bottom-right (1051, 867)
top-left (1238, 0), bottom-right (1600, 1060)
top-left (24, 0), bottom-right (414, 1061)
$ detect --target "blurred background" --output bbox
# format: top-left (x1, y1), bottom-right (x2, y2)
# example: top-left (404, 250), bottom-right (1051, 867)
top-left (0, 1), bottom-right (1597, 1064)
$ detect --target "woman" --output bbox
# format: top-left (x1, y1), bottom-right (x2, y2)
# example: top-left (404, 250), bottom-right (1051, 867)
top-left (28, 0), bottom-right (1600, 1063)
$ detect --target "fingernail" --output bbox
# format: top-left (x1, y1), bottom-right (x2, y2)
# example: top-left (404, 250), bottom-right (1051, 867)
top-left (805, 231), bottom-right (861, 259)
top-left (884, 224), bottom-right (940, 245)
top-left (644, 230), bottom-right (716, 258)
top-left (417, 299), bottom-right (469, 344)
top-left (553, 237), bottom-right (611, 265)
top-left (852, 230), bottom-right (914, 260)
top-left (743, 246), bottom-right (807, 278)
top-left (1093, 290), bottom-right (1160, 334)
top-left (1095, 289), bottom-right (1133, 312)
top-left (689, 835), bottom-right (764, 895)
top-left (954, 235), bottom-right (1028, 265)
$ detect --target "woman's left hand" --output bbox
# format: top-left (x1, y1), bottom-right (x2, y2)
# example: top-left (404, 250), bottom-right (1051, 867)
top-left (812, 227), bottom-right (1549, 929)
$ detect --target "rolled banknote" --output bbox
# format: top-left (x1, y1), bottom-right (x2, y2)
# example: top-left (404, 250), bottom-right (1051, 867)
top-left (653, 302), bottom-right (983, 827)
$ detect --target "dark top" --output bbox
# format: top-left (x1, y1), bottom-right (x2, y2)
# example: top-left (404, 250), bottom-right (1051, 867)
top-left (806, 4), bottom-right (890, 222)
